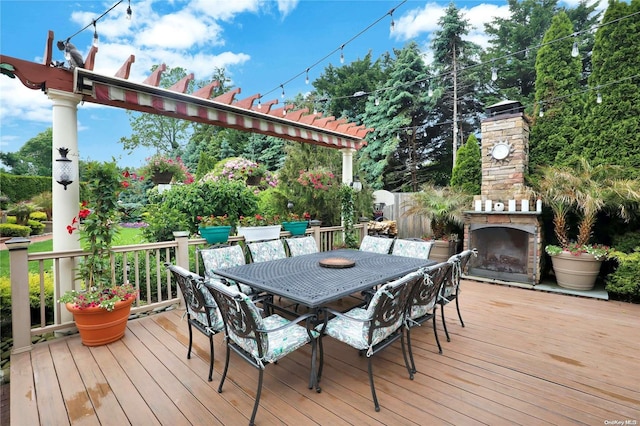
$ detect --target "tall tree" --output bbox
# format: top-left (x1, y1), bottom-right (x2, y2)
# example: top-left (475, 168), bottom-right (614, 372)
top-left (450, 134), bottom-right (481, 194)
top-left (360, 41), bottom-right (433, 191)
top-left (0, 128), bottom-right (53, 175)
top-left (119, 66), bottom-right (194, 155)
top-left (529, 11), bottom-right (582, 172)
top-left (570, 0), bottom-right (640, 177)
top-left (430, 2), bottom-right (483, 170)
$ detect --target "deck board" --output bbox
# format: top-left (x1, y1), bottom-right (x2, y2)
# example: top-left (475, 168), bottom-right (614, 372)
top-left (11, 280), bottom-right (640, 425)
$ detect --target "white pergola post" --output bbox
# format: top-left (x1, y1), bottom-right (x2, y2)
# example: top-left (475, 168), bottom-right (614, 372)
top-left (341, 148), bottom-right (355, 184)
top-left (48, 89), bottom-right (82, 323)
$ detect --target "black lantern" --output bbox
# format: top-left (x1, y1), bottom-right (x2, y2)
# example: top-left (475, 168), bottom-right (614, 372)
top-left (54, 147), bottom-right (74, 190)
top-left (350, 177), bottom-right (362, 192)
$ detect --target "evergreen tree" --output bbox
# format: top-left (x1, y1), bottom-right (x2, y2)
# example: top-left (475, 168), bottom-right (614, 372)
top-left (360, 41), bottom-right (433, 191)
top-left (529, 11), bottom-right (582, 172)
top-left (243, 134), bottom-right (286, 171)
top-left (450, 134), bottom-right (481, 194)
top-left (0, 128), bottom-right (53, 175)
top-left (571, 0), bottom-right (640, 177)
top-left (430, 2), bottom-right (484, 172)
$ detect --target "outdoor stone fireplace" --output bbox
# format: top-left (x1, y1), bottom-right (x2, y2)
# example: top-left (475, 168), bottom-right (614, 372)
top-left (464, 100), bottom-right (543, 284)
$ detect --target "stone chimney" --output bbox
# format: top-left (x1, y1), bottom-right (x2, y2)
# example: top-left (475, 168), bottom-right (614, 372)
top-left (480, 100), bottom-right (530, 204)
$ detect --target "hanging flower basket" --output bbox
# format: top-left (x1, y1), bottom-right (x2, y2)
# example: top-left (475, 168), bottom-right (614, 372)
top-left (282, 221), bottom-right (308, 236)
top-left (151, 171), bottom-right (174, 185)
top-left (199, 225), bottom-right (233, 244)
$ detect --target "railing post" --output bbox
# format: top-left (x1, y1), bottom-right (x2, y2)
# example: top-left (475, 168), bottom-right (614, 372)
top-left (173, 231), bottom-right (190, 269)
top-left (8, 237), bottom-right (33, 354)
top-left (311, 224), bottom-right (321, 251)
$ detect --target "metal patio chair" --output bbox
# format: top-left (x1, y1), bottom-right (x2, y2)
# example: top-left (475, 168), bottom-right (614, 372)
top-left (166, 264), bottom-right (223, 382)
top-left (391, 238), bottom-right (433, 259)
top-left (439, 248), bottom-right (478, 341)
top-left (316, 271), bottom-right (419, 412)
top-left (246, 239), bottom-right (287, 263)
top-left (198, 244), bottom-right (258, 297)
top-left (358, 235), bottom-right (395, 254)
top-left (284, 235), bottom-right (318, 257)
top-left (204, 279), bottom-right (320, 426)
top-left (404, 261), bottom-right (453, 377)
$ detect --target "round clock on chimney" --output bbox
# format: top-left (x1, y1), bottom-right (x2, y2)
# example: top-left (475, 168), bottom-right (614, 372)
top-left (489, 141), bottom-right (514, 162)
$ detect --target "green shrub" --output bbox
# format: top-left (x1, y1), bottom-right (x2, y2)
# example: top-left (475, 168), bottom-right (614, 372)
top-left (7, 201), bottom-right (38, 225)
top-left (0, 223), bottom-right (30, 237)
top-left (28, 219), bottom-right (45, 235)
top-left (612, 231), bottom-right (640, 254)
top-left (29, 211), bottom-right (48, 222)
top-left (605, 250), bottom-right (640, 302)
top-left (0, 272), bottom-right (55, 321)
top-left (142, 204), bottom-right (190, 242)
top-left (5, 216), bottom-right (17, 224)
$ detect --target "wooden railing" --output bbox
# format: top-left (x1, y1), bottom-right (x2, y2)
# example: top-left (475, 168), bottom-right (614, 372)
top-left (8, 223), bottom-right (368, 353)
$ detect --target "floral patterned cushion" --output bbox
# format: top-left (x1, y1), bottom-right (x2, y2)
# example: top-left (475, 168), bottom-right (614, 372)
top-left (318, 280), bottom-right (407, 353)
top-left (248, 239), bottom-right (287, 263)
top-left (359, 235), bottom-right (394, 254)
top-left (392, 239), bottom-right (433, 260)
top-left (189, 280), bottom-right (225, 331)
top-left (199, 245), bottom-right (255, 295)
top-left (285, 236), bottom-right (318, 257)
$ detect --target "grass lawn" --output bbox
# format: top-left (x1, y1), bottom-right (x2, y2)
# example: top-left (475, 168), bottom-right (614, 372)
top-left (0, 227), bottom-right (145, 278)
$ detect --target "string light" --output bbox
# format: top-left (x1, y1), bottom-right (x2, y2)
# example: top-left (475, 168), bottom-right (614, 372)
top-left (491, 67), bottom-right (498, 81)
top-left (281, 85), bottom-right (285, 99)
top-left (340, 45), bottom-right (345, 64)
top-left (126, 0), bottom-right (132, 20)
top-left (428, 86), bottom-right (433, 97)
top-left (390, 10), bottom-right (395, 32)
top-left (571, 40), bottom-right (579, 58)
top-left (596, 91), bottom-right (602, 104)
top-left (539, 106), bottom-right (544, 117)
top-left (305, 68), bottom-right (309, 85)
top-left (257, 98), bottom-right (262, 109)
top-left (92, 20), bottom-right (99, 47)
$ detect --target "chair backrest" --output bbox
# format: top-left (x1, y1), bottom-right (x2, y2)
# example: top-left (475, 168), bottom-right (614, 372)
top-left (364, 271), bottom-right (420, 348)
top-left (391, 238), bottom-right (433, 259)
top-left (204, 279), bottom-right (268, 359)
top-left (359, 235), bottom-right (395, 254)
top-left (285, 236), bottom-right (318, 257)
top-left (167, 264), bottom-right (220, 328)
top-left (407, 262), bottom-right (452, 319)
top-left (198, 245), bottom-right (246, 279)
top-left (247, 239), bottom-right (287, 263)
top-left (457, 248), bottom-right (478, 273)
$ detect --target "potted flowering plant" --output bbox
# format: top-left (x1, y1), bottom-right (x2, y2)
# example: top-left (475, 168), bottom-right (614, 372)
top-left (535, 157), bottom-right (640, 290)
top-left (282, 212), bottom-right (310, 236)
top-left (197, 214), bottom-right (233, 244)
top-left (140, 154), bottom-right (190, 184)
top-left (237, 213), bottom-right (282, 242)
top-left (58, 161), bottom-right (137, 346)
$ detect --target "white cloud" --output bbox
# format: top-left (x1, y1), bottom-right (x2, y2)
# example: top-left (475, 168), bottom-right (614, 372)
top-left (190, 0), bottom-right (261, 21)
top-left (276, 0), bottom-right (299, 17)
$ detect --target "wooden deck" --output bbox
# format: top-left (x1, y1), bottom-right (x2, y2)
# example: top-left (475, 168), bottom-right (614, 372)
top-left (10, 280), bottom-right (640, 425)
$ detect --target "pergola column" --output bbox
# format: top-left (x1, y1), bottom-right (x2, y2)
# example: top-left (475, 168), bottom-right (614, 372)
top-left (48, 88), bottom-right (82, 322)
top-left (341, 148), bottom-right (355, 184)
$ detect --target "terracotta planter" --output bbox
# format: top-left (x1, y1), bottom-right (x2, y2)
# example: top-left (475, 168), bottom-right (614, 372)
top-left (151, 171), bottom-right (174, 184)
top-left (550, 251), bottom-right (603, 291)
top-left (199, 226), bottom-right (232, 244)
top-left (237, 225), bottom-right (282, 242)
top-left (428, 239), bottom-right (458, 263)
top-left (282, 221), bottom-right (308, 236)
top-left (66, 296), bottom-right (135, 346)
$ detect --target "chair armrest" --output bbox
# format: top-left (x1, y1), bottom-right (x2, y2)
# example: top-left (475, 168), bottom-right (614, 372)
top-left (322, 307), bottom-right (370, 324)
top-left (258, 312), bottom-right (318, 333)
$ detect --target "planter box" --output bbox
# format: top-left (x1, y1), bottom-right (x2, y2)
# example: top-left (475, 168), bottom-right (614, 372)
top-left (237, 225), bottom-right (282, 242)
top-left (282, 221), bottom-right (308, 236)
top-left (151, 171), bottom-right (174, 184)
top-left (428, 239), bottom-right (458, 263)
top-left (199, 226), bottom-right (232, 244)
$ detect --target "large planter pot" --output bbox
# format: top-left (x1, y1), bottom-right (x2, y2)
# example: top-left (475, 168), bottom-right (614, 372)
top-left (428, 239), bottom-right (458, 263)
top-left (282, 221), bottom-right (308, 236)
top-left (237, 225), bottom-right (282, 242)
top-left (199, 226), bottom-right (232, 244)
top-left (550, 251), bottom-right (603, 291)
top-left (151, 171), bottom-right (174, 184)
top-left (66, 297), bottom-right (135, 346)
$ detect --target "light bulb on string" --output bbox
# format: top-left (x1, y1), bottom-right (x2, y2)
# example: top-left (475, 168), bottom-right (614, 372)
top-left (281, 85), bottom-right (285, 99)
top-left (257, 98), bottom-right (262, 109)
top-left (539, 106), bottom-right (544, 117)
top-left (491, 67), bottom-right (498, 82)
top-left (305, 68), bottom-right (309, 85)
top-left (375, 97), bottom-right (380, 106)
top-left (428, 86), bottom-right (433, 97)
top-left (340, 45), bottom-right (345, 64)
top-left (126, 0), bottom-right (132, 20)
top-left (571, 40), bottom-right (579, 58)
top-left (389, 11), bottom-right (395, 32)
top-left (596, 91), bottom-right (602, 104)
top-left (92, 20), bottom-right (99, 47)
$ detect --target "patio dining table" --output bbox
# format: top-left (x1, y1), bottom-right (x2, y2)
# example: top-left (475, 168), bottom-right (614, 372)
top-left (213, 248), bottom-right (435, 310)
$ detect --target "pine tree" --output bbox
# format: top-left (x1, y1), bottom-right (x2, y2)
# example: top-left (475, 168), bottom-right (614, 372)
top-left (450, 134), bottom-right (481, 194)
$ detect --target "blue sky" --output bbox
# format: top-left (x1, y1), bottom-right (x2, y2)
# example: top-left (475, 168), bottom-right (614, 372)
top-left (0, 0), bottom-right (595, 169)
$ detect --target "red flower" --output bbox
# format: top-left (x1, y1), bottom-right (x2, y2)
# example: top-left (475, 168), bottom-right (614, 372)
top-left (121, 181), bottom-right (130, 188)
top-left (66, 225), bottom-right (76, 234)
top-left (79, 209), bottom-right (91, 219)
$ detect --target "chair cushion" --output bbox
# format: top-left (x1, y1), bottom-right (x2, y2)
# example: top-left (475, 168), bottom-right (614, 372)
top-left (285, 236), bottom-right (318, 257)
top-left (359, 236), bottom-right (394, 254)
top-left (392, 239), bottom-right (432, 259)
top-left (248, 239), bottom-right (287, 263)
top-left (261, 314), bottom-right (316, 363)
top-left (200, 245), bottom-right (245, 276)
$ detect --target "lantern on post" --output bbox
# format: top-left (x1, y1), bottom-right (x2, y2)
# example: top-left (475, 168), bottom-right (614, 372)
top-left (54, 147), bottom-right (74, 190)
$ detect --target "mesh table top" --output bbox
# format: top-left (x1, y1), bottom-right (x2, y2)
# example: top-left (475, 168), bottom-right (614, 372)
top-left (214, 249), bottom-right (434, 308)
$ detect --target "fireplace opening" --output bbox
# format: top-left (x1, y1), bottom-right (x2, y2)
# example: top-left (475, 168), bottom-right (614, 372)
top-left (468, 223), bottom-right (538, 283)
